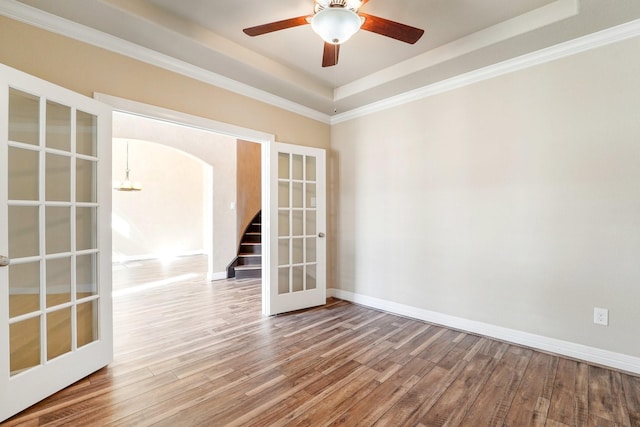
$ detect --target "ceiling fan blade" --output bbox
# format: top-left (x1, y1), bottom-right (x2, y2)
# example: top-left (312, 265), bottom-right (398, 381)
top-left (322, 42), bottom-right (340, 67)
top-left (359, 13), bottom-right (424, 44)
top-left (243, 16), bottom-right (310, 36)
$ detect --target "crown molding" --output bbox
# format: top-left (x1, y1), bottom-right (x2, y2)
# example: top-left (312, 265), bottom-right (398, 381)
top-left (3, 1), bottom-right (640, 127)
top-left (334, 0), bottom-right (579, 102)
top-left (331, 18), bottom-right (640, 124)
top-left (0, 0), bottom-right (332, 124)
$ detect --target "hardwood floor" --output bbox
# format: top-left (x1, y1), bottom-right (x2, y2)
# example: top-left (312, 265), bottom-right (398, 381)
top-left (4, 256), bottom-right (640, 426)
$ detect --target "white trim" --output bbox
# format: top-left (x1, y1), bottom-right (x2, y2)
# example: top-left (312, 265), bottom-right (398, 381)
top-left (208, 271), bottom-right (227, 281)
top-left (95, 94), bottom-right (274, 143)
top-left (331, 18), bottom-right (640, 124)
top-left (328, 288), bottom-right (640, 375)
top-left (0, 1), bottom-right (331, 125)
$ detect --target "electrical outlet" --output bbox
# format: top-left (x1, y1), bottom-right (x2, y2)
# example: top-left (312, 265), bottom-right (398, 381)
top-left (594, 307), bottom-right (609, 326)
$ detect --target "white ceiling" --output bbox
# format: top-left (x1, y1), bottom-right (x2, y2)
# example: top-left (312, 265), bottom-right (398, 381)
top-left (9, 0), bottom-right (640, 118)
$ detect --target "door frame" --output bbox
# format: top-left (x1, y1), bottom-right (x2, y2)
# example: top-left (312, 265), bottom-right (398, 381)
top-left (94, 94), bottom-right (275, 315)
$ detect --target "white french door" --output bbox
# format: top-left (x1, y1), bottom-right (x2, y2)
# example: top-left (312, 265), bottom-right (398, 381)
top-left (0, 65), bottom-right (112, 421)
top-left (265, 142), bottom-right (326, 316)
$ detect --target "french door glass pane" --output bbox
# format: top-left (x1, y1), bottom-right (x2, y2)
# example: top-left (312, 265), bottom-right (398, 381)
top-left (8, 88), bottom-right (39, 146)
top-left (77, 300), bottom-right (98, 348)
top-left (292, 266), bottom-right (304, 292)
top-left (76, 158), bottom-right (97, 203)
top-left (292, 238), bottom-right (303, 264)
top-left (306, 183), bottom-right (316, 208)
top-left (45, 206), bottom-right (70, 255)
top-left (77, 254), bottom-right (98, 298)
top-left (9, 262), bottom-right (40, 318)
top-left (46, 153), bottom-right (70, 201)
top-left (278, 153), bottom-right (289, 179)
top-left (278, 182), bottom-right (289, 208)
top-left (306, 156), bottom-right (316, 181)
top-left (278, 239), bottom-right (289, 267)
top-left (10, 317), bottom-right (41, 375)
top-left (76, 207), bottom-right (97, 251)
top-left (46, 100), bottom-right (71, 152)
top-left (292, 154), bottom-right (303, 180)
top-left (76, 110), bottom-right (97, 156)
top-left (306, 265), bottom-right (317, 290)
top-left (278, 211), bottom-right (289, 237)
top-left (278, 267), bottom-right (289, 294)
top-left (306, 238), bottom-right (316, 263)
top-left (306, 210), bottom-right (316, 236)
top-left (292, 211), bottom-right (303, 236)
top-left (292, 182), bottom-right (303, 208)
top-left (8, 147), bottom-right (39, 201)
top-left (47, 308), bottom-right (72, 361)
top-left (46, 257), bottom-right (71, 308)
top-left (8, 206), bottom-right (39, 258)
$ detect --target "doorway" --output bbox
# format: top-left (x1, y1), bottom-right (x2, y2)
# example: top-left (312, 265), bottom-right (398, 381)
top-left (111, 111), bottom-right (241, 281)
top-left (96, 93), bottom-right (274, 314)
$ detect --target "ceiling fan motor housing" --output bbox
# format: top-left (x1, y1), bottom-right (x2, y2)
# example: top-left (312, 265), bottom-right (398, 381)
top-left (314, 0), bottom-right (362, 13)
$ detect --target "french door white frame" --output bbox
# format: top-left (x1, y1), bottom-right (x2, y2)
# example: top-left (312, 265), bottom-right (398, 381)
top-left (0, 65), bottom-right (113, 422)
top-left (94, 94), bottom-right (276, 315)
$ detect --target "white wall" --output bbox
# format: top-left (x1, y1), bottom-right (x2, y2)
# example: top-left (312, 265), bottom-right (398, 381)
top-left (112, 112), bottom-right (237, 274)
top-left (112, 138), bottom-right (206, 261)
top-left (331, 36), bottom-right (640, 359)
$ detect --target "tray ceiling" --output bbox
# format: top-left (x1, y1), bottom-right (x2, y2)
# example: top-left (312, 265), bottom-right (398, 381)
top-left (8, 0), bottom-right (640, 119)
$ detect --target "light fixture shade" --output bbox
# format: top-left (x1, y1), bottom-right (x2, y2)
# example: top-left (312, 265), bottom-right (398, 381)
top-left (311, 7), bottom-right (362, 45)
top-left (113, 176), bottom-right (142, 192)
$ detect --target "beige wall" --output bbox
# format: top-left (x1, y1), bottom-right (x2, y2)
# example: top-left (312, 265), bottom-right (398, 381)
top-left (331, 36), bottom-right (640, 358)
top-left (112, 139), bottom-right (207, 261)
top-left (236, 140), bottom-right (262, 244)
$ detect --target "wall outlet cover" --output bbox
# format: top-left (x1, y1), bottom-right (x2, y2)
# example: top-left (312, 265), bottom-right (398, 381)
top-left (594, 307), bottom-right (609, 326)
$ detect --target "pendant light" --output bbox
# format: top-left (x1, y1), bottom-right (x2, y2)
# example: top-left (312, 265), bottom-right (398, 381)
top-left (114, 141), bottom-right (142, 191)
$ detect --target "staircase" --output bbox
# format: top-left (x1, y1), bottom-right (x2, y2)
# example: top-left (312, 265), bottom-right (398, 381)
top-left (227, 211), bottom-right (262, 280)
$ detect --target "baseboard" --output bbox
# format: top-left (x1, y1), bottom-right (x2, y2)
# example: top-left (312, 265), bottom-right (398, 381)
top-left (112, 251), bottom-right (206, 263)
top-left (328, 288), bottom-right (640, 375)
top-left (208, 271), bottom-right (227, 281)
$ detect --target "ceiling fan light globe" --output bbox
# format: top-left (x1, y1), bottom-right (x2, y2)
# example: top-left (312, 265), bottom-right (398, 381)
top-left (311, 7), bottom-right (362, 45)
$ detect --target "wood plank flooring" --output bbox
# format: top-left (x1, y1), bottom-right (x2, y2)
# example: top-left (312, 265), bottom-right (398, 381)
top-left (4, 256), bottom-right (640, 426)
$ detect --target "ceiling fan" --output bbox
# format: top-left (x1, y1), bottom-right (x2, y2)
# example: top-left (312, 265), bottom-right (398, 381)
top-left (243, 0), bottom-right (425, 67)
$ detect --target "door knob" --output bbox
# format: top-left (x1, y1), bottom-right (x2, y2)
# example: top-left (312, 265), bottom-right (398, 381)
top-left (318, 233), bottom-right (325, 238)
top-left (0, 255), bottom-right (9, 267)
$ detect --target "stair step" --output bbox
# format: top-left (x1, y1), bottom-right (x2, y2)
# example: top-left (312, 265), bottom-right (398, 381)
top-left (240, 242), bottom-right (261, 254)
top-left (243, 235), bottom-right (261, 244)
top-left (237, 254), bottom-right (261, 265)
top-left (235, 264), bottom-right (261, 279)
top-left (235, 265), bottom-right (260, 271)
